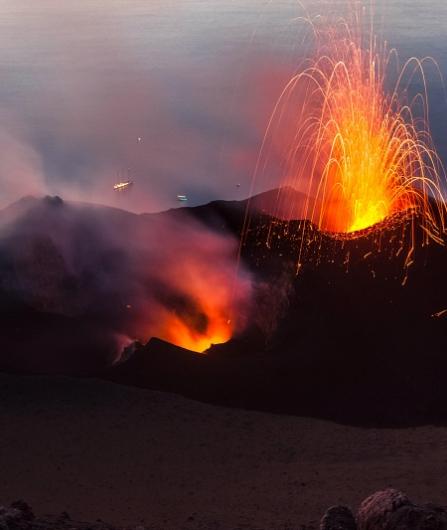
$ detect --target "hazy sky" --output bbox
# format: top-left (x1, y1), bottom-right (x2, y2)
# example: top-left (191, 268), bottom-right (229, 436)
top-left (0, 0), bottom-right (446, 212)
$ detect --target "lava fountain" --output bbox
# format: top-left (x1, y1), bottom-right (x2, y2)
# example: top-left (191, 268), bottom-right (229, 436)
top-left (251, 4), bottom-right (447, 244)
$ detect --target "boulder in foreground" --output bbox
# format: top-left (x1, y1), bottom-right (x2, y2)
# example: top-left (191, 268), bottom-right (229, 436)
top-left (320, 489), bottom-right (447, 530)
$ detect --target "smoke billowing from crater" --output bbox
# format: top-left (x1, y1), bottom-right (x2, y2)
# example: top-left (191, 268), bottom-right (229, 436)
top-left (0, 196), bottom-right (253, 372)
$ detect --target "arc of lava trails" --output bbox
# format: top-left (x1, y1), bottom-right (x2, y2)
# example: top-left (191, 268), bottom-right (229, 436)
top-left (241, 4), bottom-right (447, 269)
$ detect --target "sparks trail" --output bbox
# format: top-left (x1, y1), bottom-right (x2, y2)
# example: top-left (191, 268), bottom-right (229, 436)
top-left (244, 3), bottom-right (447, 266)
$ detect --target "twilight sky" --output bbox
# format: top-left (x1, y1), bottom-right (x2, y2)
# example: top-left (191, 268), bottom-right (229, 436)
top-left (0, 0), bottom-right (446, 212)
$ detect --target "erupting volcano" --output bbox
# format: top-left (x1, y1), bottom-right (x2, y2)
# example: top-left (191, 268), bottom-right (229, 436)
top-left (6, 3), bottom-right (447, 530)
top-left (256, 5), bottom-right (447, 241)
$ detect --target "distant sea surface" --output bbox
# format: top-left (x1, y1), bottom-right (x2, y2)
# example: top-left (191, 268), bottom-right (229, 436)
top-left (0, 0), bottom-right (446, 211)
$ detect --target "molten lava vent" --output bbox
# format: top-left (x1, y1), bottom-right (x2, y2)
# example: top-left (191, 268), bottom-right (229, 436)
top-left (248, 5), bottom-right (447, 255)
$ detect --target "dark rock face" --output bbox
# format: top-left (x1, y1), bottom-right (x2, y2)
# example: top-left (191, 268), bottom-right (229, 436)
top-left (357, 489), bottom-right (411, 530)
top-left (386, 504), bottom-right (447, 530)
top-left (0, 501), bottom-right (122, 530)
top-left (2, 494), bottom-right (447, 530)
top-left (109, 195), bottom-right (447, 428)
top-left (3, 192), bottom-right (447, 426)
top-left (0, 501), bottom-right (34, 530)
top-left (320, 506), bottom-right (357, 530)
top-left (356, 490), bottom-right (447, 530)
top-left (9, 502), bottom-right (34, 522)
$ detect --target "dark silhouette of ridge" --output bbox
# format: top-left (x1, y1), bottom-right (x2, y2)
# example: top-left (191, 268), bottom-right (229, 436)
top-left (110, 195), bottom-right (447, 427)
top-left (1, 192), bottom-right (447, 425)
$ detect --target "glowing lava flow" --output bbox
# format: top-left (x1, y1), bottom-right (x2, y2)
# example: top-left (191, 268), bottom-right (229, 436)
top-left (158, 308), bottom-right (232, 353)
top-left (153, 271), bottom-right (239, 353)
top-left (156, 265), bottom-right (237, 353)
top-left (255, 6), bottom-right (447, 240)
top-left (138, 244), bottom-right (251, 353)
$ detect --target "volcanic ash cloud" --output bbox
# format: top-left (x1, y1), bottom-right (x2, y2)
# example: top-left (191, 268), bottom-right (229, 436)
top-left (0, 196), bottom-right (253, 372)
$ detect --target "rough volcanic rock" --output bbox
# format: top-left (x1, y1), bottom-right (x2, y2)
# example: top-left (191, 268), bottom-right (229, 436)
top-left (4, 192), bottom-right (447, 426)
top-left (8, 502), bottom-right (34, 522)
top-left (320, 505), bottom-right (357, 530)
top-left (357, 489), bottom-right (411, 530)
top-left (0, 501), bottom-right (123, 530)
top-left (356, 489), bottom-right (447, 530)
top-left (2, 494), bottom-right (447, 530)
top-left (0, 501), bottom-right (34, 530)
top-left (387, 503), bottom-right (447, 530)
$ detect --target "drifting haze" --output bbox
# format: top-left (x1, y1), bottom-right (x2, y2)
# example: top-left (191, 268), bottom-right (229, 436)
top-left (0, 1), bottom-right (446, 211)
top-left (0, 0), bottom-right (298, 212)
top-left (0, 196), bottom-right (253, 371)
top-left (0, 0), bottom-right (447, 212)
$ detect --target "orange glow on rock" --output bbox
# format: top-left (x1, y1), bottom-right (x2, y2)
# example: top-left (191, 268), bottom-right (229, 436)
top-left (158, 312), bottom-right (232, 353)
top-left (139, 245), bottom-right (250, 353)
top-left (311, 32), bottom-right (421, 233)
top-left (254, 5), bottom-right (447, 242)
top-left (155, 271), bottom-right (235, 353)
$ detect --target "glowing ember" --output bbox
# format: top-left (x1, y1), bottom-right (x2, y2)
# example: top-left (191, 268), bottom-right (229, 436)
top-left (137, 234), bottom-right (252, 353)
top-left (254, 5), bottom-right (446, 241)
top-left (308, 27), bottom-right (441, 234)
top-left (157, 264), bottom-right (241, 353)
top-left (158, 311), bottom-right (232, 353)
top-left (149, 277), bottom-right (237, 353)
top-left (156, 286), bottom-right (234, 353)
top-left (160, 264), bottom-right (237, 353)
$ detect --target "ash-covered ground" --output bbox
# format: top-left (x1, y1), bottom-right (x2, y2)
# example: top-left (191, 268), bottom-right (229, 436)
top-left (1, 373), bottom-right (447, 530)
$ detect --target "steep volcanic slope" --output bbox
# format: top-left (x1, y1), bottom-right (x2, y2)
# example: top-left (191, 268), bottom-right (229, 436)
top-left (0, 189), bottom-right (303, 373)
top-left (1, 192), bottom-right (447, 424)
top-left (0, 193), bottom-right (253, 373)
top-left (110, 194), bottom-right (447, 426)
top-left (0, 196), bottom-right (155, 373)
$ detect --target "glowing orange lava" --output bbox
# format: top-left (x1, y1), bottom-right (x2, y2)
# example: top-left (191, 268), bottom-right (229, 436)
top-left (160, 265), bottom-right (236, 353)
top-left (158, 310), bottom-right (232, 353)
top-left (141, 249), bottom-right (250, 353)
top-left (308, 28), bottom-right (438, 234)
top-left (255, 5), bottom-right (446, 239)
top-left (156, 273), bottom-right (237, 353)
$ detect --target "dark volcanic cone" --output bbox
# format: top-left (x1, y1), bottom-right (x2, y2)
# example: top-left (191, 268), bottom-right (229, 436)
top-left (1, 190), bottom-right (447, 425)
top-left (110, 191), bottom-right (447, 427)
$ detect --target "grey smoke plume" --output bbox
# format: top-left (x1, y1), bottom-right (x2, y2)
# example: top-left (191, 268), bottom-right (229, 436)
top-left (0, 195), bottom-right (253, 373)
